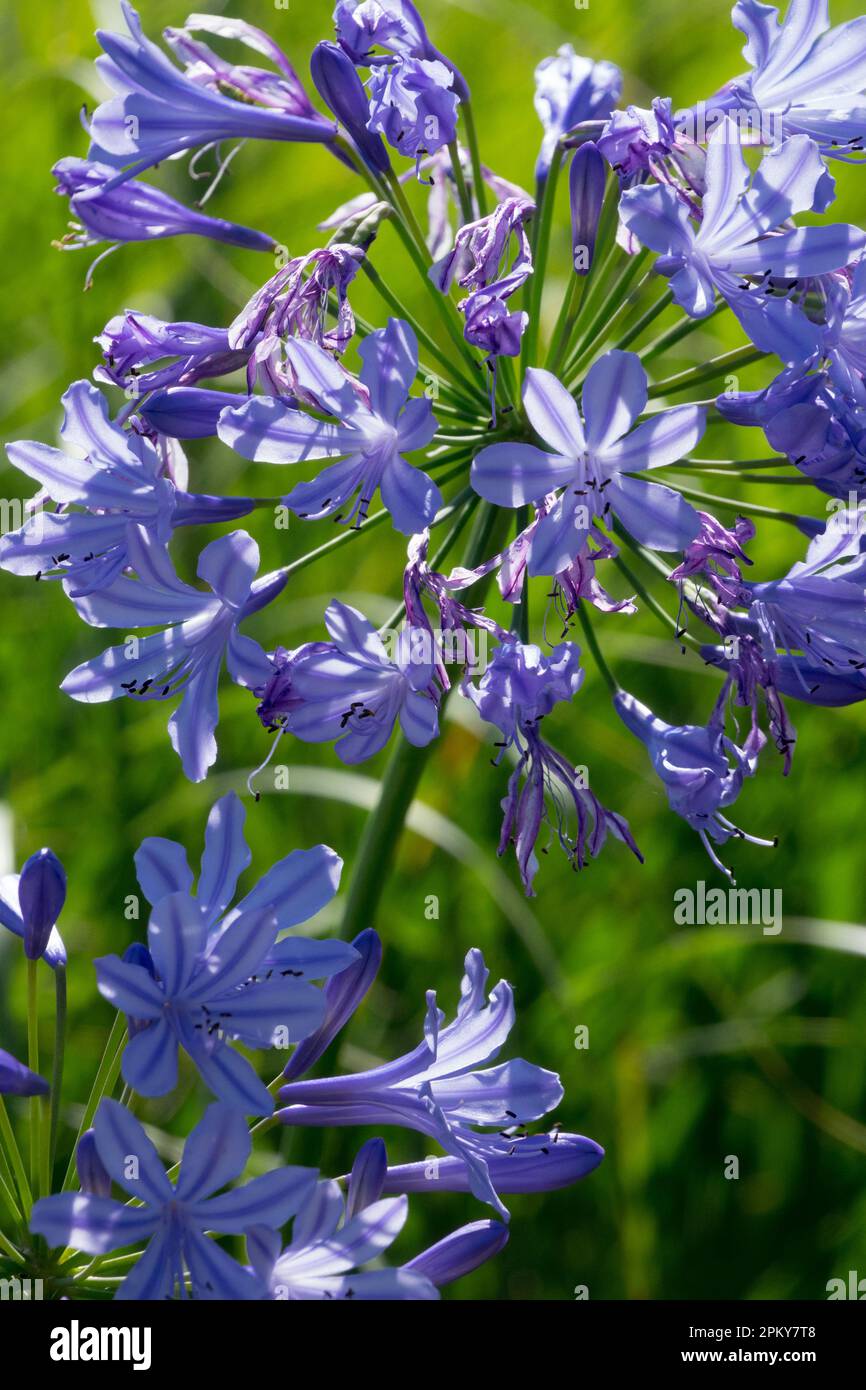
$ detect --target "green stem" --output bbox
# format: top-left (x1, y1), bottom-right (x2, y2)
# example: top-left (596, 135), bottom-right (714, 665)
top-left (611, 286), bottom-right (673, 353)
top-left (611, 553), bottom-right (699, 649)
top-left (26, 959), bottom-right (43, 1196)
top-left (339, 501), bottom-right (511, 938)
top-left (48, 965), bottom-right (67, 1184)
top-left (448, 140), bottom-right (474, 223)
top-left (546, 272), bottom-right (587, 373)
top-left (0, 1139), bottom-right (23, 1230)
top-left (639, 298), bottom-right (724, 362)
top-left (0, 1228), bottom-right (23, 1263)
top-left (665, 480), bottom-right (804, 524)
top-left (564, 256), bottom-right (651, 382)
top-left (521, 144), bottom-right (564, 377)
top-left (462, 102), bottom-right (488, 217)
top-left (647, 346), bottom-right (765, 398)
top-left (576, 603), bottom-right (619, 693)
top-left (0, 1097), bottom-right (31, 1213)
top-left (61, 1011), bottom-right (126, 1194)
top-left (360, 260), bottom-right (476, 402)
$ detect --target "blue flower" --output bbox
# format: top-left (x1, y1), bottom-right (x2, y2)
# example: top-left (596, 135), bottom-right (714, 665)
top-left (620, 119), bottom-right (864, 319)
top-left (614, 688), bottom-right (772, 879)
top-left (53, 158), bottom-right (275, 264)
top-left (95, 791), bottom-right (355, 1113)
top-left (255, 600), bottom-right (440, 765)
top-left (0, 382), bottom-right (253, 598)
top-left (218, 318), bottom-right (441, 534)
top-left (472, 353), bottom-right (705, 574)
top-left (366, 56), bottom-right (459, 170)
top-left (0, 849), bottom-right (67, 969)
top-left (31, 1099), bottom-right (317, 1299)
top-left (247, 1189), bottom-right (439, 1300)
top-left (87, 4), bottom-right (335, 186)
top-left (278, 948), bottom-right (568, 1219)
top-left (709, 0), bottom-right (866, 157)
top-left (464, 637), bottom-right (641, 893)
top-left (59, 527), bottom-right (283, 781)
top-left (533, 45), bottom-right (622, 183)
top-left (0, 1048), bottom-right (49, 1098)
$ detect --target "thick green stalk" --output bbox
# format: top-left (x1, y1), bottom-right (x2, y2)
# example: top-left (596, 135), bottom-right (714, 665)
top-left (462, 102), bottom-right (488, 217)
top-left (647, 345), bottom-right (765, 398)
top-left (0, 1098), bottom-right (30, 1214)
top-left (48, 965), bottom-right (67, 1182)
top-left (339, 502), bottom-right (510, 938)
top-left (61, 1011), bottom-right (126, 1194)
top-left (521, 144), bottom-right (564, 378)
top-left (577, 603), bottom-right (620, 694)
top-left (639, 298), bottom-right (723, 361)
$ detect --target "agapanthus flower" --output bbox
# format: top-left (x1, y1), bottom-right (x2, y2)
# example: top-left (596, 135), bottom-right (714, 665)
top-left (533, 45), bottom-right (622, 184)
top-left (31, 1099), bottom-right (317, 1299)
top-left (230, 245), bottom-right (365, 377)
top-left (94, 789), bottom-right (355, 1113)
top-left (705, 0), bottom-right (866, 157)
top-left (402, 530), bottom-right (505, 689)
top-left (366, 57), bottom-right (459, 172)
top-left (59, 527), bottom-right (282, 781)
top-left (471, 353), bottom-right (705, 575)
top-left (136, 387), bottom-right (254, 440)
top-left (381, 1130), bottom-right (605, 1197)
top-left (0, 849), bottom-right (67, 970)
top-left (87, 4), bottom-right (335, 186)
top-left (0, 1048), bottom-right (49, 1098)
top-left (247, 1190), bottom-right (439, 1300)
top-left (669, 511), bottom-right (756, 602)
top-left (255, 600), bottom-right (440, 764)
top-left (0, 381), bottom-right (253, 597)
top-left (614, 687), bottom-right (772, 879)
top-left (279, 948), bottom-right (570, 1219)
top-left (52, 157), bottom-right (275, 272)
top-left (334, 0), bottom-right (470, 101)
top-left (94, 890), bottom-right (326, 1115)
top-left (568, 142), bottom-right (606, 273)
top-left (311, 40), bottom-right (392, 177)
top-left (464, 638), bottom-right (641, 893)
top-left (620, 120), bottom-right (864, 320)
top-left (598, 97), bottom-right (680, 178)
top-left (96, 313), bottom-right (250, 394)
top-left (218, 318), bottom-right (441, 534)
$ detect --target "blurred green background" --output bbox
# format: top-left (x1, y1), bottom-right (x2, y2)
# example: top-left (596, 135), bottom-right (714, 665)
top-left (2, 0), bottom-right (866, 1300)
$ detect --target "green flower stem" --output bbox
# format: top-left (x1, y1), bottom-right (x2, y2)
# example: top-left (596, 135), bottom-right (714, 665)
top-left (0, 1097), bottom-right (31, 1214)
top-left (611, 285), bottom-right (674, 353)
top-left (665, 480), bottom-right (805, 524)
top-left (521, 144), bottom-right (564, 380)
top-left (0, 1228), bottom-right (23, 1264)
top-left (639, 298), bottom-right (724, 362)
top-left (448, 140), bottom-right (475, 223)
top-left (576, 602), bottom-right (620, 694)
top-left (462, 102), bottom-right (488, 217)
top-left (48, 964), bottom-right (67, 1185)
top-left (26, 959), bottom-right (44, 1196)
top-left (545, 273), bottom-right (587, 373)
top-left (0, 1136), bottom-right (24, 1231)
top-left (360, 260), bottom-right (478, 402)
top-left (611, 552), bottom-right (700, 649)
top-left (564, 254), bottom-right (651, 382)
top-left (647, 345), bottom-right (765, 398)
top-left (60, 1011), bottom-right (126, 1194)
top-left (339, 501), bottom-right (512, 939)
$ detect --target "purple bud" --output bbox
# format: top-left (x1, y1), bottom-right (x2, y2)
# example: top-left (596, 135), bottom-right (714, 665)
top-left (282, 927), bottom-right (382, 1081)
top-left (346, 1138), bottom-right (387, 1218)
top-left (122, 942), bottom-right (156, 1040)
top-left (76, 1128), bottom-right (111, 1197)
top-left (0, 1047), bottom-right (49, 1098)
top-left (19, 848), bottom-right (66, 961)
top-left (310, 42), bottom-right (392, 177)
top-left (405, 1220), bottom-right (509, 1286)
top-left (568, 142), bottom-right (606, 275)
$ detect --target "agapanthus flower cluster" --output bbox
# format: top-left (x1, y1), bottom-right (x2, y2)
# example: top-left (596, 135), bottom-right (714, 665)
top-left (0, 799), bottom-right (600, 1300)
top-left (7, 0), bottom-right (866, 915)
